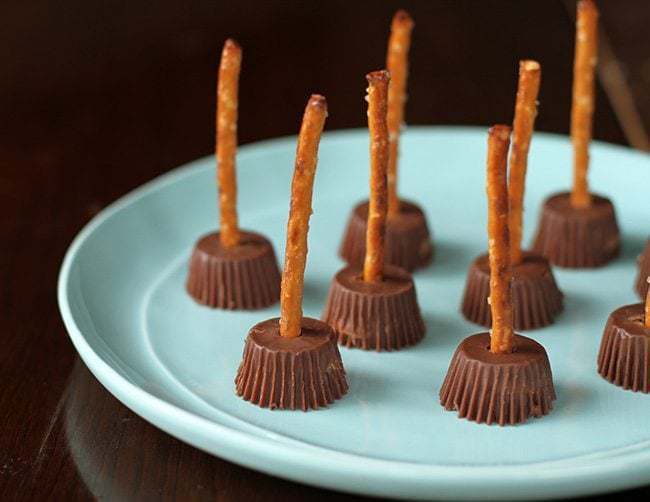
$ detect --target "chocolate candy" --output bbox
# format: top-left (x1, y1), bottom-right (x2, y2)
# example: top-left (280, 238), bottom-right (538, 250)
top-left (321, 265), bottom-right (425, 351)
top-left (440, 332), bottom-right (556, 425)
top-left (461, 251), bottom-right (563, 330)
top-left (186, 231), bottom-right (281, 309)
top-left (597, 303), bottom-right (650, 393)
top-left (339, 200), bottom-right (432, 272)
top-left (635, 239), bottom-right (650, 299)
top-left (235, 317), bottom-right (348, 410)
top-left (532, 191), bottom-right (620, 268)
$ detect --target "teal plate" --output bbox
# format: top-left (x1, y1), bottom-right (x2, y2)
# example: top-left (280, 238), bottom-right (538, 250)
top-left (58, 127), bottom-right (650, 500)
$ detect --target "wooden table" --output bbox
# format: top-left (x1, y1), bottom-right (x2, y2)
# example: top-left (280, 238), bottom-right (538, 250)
top-left (1, 1), bottom-right (647, 499)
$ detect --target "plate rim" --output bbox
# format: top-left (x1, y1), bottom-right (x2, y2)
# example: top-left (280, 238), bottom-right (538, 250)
top-left (57, 126), bottom-right (650, 500)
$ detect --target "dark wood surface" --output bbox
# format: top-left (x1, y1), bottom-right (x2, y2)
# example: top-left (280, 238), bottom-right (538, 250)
top-left (1, 1), bottom-right (648, 500)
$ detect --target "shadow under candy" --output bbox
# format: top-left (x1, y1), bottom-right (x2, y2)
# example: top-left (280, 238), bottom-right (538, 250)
top-left (417, 238), bottom-right (473, 278)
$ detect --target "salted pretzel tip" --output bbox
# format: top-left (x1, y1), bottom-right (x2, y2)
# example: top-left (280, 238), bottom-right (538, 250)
top-left (279, 95), bottom-right (328, 338)
top-left (216, 38), bottom-right (242, 248)
top-left (508, 60), bottom-right (541, 265)
top-left (363, 70), bottom-right (391, 283)
top-left (486, 125), bottom-right (514, 354)
top-left (570, 0), bottom-right (599, 208)
top-left (386, 10), bottom-right (414, 216)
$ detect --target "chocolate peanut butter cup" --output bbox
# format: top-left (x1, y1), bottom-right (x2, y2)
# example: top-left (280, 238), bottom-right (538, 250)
top-left (322, 264), bottom-right (425, 351)
top-left (188, 40), bottom-right (281, 310)
top-left (439, 332), bottom-right (556, 425)
top-left (442, 124), bottom-right (556, 425)
top-left (634, 239), bottom-right (650, 299)
top-left (532, 192), bottom-right (620, 268)
top-left (597, 303), bottom-right (650, 393)
top-left (532, 3), bottom-right (618, 268)
top-left (235, 317), bottom-right (348, 410)
top-left (235, 95), bottom-right (349, 410)
top-left (327, 71), bottom-right (425, 352)
top-left (339, 200), bottom-right (432, 272)
top-left (461, 251), bottom-right (563, 330)
top-left (186, 231), bottom-right (280, 310)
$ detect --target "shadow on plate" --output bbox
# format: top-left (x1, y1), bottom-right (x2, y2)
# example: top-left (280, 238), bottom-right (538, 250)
top-left (420, 313), bottom-right (471, 350)
top-left (619, 233), bottom-right (648, 263)
top-left (417, 239), bottom-right (472, 278)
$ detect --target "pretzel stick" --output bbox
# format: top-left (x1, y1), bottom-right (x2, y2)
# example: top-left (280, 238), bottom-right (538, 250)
top-left (279, 95), bottom-right (328, 339)
top-left (645, 277), bottom-right (650, 328)
top-left (363, 70), bottom-right (391, 283)
top-left (386, 10), bottom-right (414, 217)
top-left (487, 125), bottom-right (514, 354)
top-left (217, 39), bottom-right (242, 247)
top-left (570, 0), bottom-right (598, 209)
top-left (508, 60), bottom-right (541, 265)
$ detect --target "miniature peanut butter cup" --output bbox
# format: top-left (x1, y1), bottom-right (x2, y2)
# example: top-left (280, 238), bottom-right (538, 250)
top-left (339, 200), bottom-right (432, 272)
top-left (340, 11), bottom-right (432, 273)
top-left (597, 303), bottom-right (650, 393)
top-left (532, 192), bottom-right (620, 268)
top-left (186, 231), bottom-right (280, 309)
top-left (235, 94), bottom-right (348, 410)
top-left (186, 39), bottom-right (280, 309)
top-left (533, 2), bottom-right (619, 268)
top-left (442, 125), bottom-right (556, 425)
top-left (461, 60), bottom-right (563, 330)
top-left (440, 332), bottom-right (556, 425)
top-left (323, 70), bottom-right (425, 352)
top-left (462, 251), bottom-right (563, 330)
top-left (322, 265), bottom-right (425, 350)
top-left (235, 317), bottom-right (347, 410)
top-left (634, 239), bottom-right (650, 298)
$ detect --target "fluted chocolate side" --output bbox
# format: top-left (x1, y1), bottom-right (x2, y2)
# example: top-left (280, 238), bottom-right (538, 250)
top-left (235, 317), bottom-right (348, 410)
top-left (321, 265), bottom-right (425, 351)
top-left (339, 200), bottom-right (433, 272)
top-left (461, 252), bottom-right (564, 330)
top-left (635, 239), bottom-right (650, 299)
top-left (532, 192), bottom-right (620, 268)
top-left (440, 333), bottom-right (556, 426)
top-left (597, 303), bottom-right (650, 393)
top-left (186, 231), bottom-right (281, 310)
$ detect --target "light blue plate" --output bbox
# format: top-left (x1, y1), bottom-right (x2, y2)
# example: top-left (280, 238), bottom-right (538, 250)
top-left (58, 127), bottom-right (650, 500)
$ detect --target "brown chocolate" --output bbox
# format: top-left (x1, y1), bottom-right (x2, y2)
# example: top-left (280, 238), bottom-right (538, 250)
top-left (234, 317), bottom-right (348, 410)
top-left (186, 231), bottom-right (281, 309)
top-left (461, 251), bottom-right (563, 330)
top-left (321, 265), bottom-right (425, 351)
top-left (597, 303), bottom-right (650, 393)
top-left (339, 200), bottom-right (433, 272)
top-left (635, 239), bottom-right (650, 299)
top-left (532, 191), bottom-right (620, 268)
top-left (440, 332), bottom-right (556, 425)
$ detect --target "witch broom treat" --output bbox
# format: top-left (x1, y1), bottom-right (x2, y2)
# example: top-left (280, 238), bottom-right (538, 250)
top-left (597, 281), bottom-right (650, 393)
top-left (323, 71), bottom-right (425, 351)
top-left (635, 239), bottom-right (650, 299)
top-left (235, 95), bottom-right (348, 410)
top-left (462, 61), bottom-right (563, 330)
top-left (441, 126), bottom-right (556, 425)
top-left (187, 39), bottom-right (281, 309)
top-left (339, 11), bottom-right (432, 272)
top-left (532, 0), bottom-right (620, 268)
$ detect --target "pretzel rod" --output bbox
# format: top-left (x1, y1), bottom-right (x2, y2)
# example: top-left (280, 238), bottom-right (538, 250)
top-left (508, 60), bottom-right (541, 265)
top-left (645, 277), bottom-right (650, 328)
top-left (363, 70), bottom-right (391, 283)
top-left (217, 39), bottom-right (242, 247)
top-left (386, 10), bottom-right (414, 216)
top-left (570, 0), bottom-right (598, 208)
top-left (279, 95), bottom-right (328, 339)
top-left (487, 125), bottom-right (514, 354)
